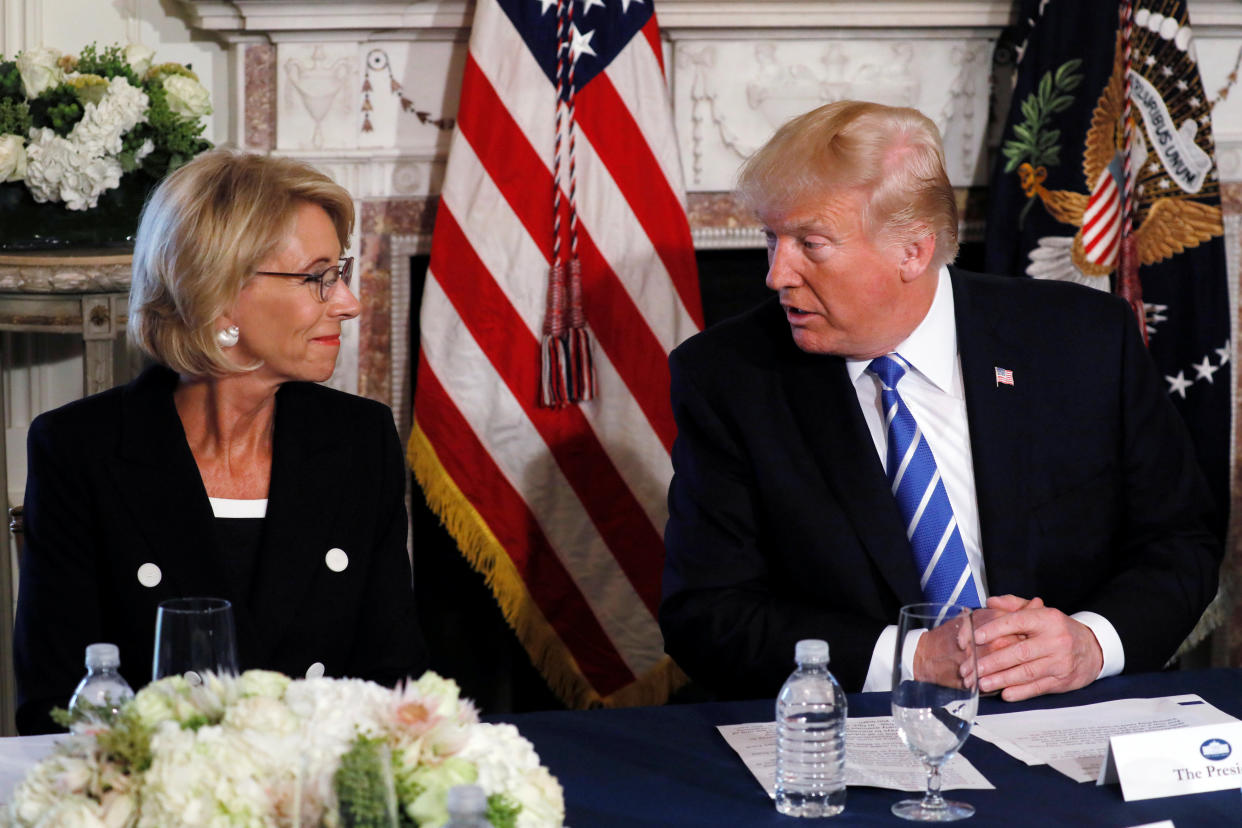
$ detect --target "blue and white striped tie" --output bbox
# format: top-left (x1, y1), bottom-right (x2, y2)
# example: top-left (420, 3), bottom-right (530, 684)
top-left (868, 354), bottom-right (981, 608)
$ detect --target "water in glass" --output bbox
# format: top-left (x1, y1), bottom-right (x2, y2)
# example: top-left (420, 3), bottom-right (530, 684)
top-left (891, 603), bottom-right (978, 821)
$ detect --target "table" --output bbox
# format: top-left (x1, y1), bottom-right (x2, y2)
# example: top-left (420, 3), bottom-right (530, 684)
top-left (492, 669), bottom-right (1242, 827)
top-left (1, 669), bottom-right (1238, 824)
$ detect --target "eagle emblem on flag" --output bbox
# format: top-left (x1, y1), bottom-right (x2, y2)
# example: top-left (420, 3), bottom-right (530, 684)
top-left (1004, 24), bottom-right (1222, 294)
top-left (985, 0), bottom-right (1232, 547)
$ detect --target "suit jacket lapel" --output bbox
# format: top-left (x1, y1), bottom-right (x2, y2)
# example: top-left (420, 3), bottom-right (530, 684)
top-left (779, 338), bottom-right (924, 606)
top-left (249, 383), bottom-right (346, 662)
top-left (113, 367), bottom-right (263, 664)
top-left (951, 269), bottom-right (1034, 595)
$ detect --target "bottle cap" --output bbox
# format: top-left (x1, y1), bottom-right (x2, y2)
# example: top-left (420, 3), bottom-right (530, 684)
top-left (446, 783), bottom-right (486, 815)
top-left (794, 639), bottom-right (829, 664)
top-left (85, 643), bottom-right (121, 670)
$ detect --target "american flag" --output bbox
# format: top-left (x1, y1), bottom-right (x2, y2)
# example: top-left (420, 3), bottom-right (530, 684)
top-left (409, 0), bottom-right (702, 707)
top-left (994, 367), bottom-right (1015, 386)
top-left (1081, 154), bottom-right (1124, 268)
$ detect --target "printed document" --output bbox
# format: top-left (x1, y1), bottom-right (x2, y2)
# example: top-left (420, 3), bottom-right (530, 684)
top-left (971, 693), bottom-right (1237, 783)
top-left (718, 717), bottom-right (994, 795)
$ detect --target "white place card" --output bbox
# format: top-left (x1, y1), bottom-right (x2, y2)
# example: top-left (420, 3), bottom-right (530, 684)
top-left (1096, 721), bottom-right (1242, 801)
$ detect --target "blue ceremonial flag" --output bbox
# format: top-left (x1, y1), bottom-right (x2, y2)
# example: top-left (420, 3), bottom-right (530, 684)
top-left (984, 0), bottom-right (1231, 539)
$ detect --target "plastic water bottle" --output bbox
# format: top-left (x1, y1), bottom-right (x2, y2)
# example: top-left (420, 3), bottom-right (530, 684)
top-left (775, 638), bottom-right (847, 817)
top-left (68, 643), bottom-right (134, 731)
top-left (445, 784), bottom-right (489, 828)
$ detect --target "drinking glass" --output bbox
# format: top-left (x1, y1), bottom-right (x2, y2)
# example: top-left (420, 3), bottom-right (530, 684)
top-left (891, 602), bottom-right (979, 821)
top-left (152, 597), bottom-right (239, 684)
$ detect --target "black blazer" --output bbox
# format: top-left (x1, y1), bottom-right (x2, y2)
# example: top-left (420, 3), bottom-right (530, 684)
top-left (15, 366), bottom-right (427, 733)
top-left (660, 268), bottom-right (1220, 698)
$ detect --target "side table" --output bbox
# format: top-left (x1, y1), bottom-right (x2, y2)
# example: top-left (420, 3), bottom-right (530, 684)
top-left (0, 250), bottom-right (135, 737)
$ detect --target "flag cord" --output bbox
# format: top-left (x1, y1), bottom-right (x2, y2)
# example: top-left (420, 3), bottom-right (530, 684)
top-left (541, 0), bottom-right (597, 407)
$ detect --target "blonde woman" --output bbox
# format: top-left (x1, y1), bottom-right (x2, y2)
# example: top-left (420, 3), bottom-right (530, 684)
top-left (15, 151), bottom-right (427, 734)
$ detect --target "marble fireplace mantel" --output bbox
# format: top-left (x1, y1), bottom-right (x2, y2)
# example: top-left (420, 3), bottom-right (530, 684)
top-left (180, 1), bottom-right (1024, 34)
top-left (176, 0), bottom-right (1242, 231)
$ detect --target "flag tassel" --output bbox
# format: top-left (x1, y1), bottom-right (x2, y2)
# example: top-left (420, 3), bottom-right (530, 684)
top-left (566, 258), bottom-right (596, 401)
top-left (541, 261), bottom-right (571, 407)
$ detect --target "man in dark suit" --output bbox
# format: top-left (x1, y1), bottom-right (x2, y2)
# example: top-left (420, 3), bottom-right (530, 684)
top-left (660, 100), bottom-right (1220, 702)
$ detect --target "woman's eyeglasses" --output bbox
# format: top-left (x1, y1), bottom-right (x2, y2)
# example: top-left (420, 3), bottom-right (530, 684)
top-left (255, 256), bottom-right (354, 302)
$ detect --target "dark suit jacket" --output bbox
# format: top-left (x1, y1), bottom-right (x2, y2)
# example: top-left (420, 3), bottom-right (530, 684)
top-left (660, 268), bottom-right (1220, 699)
top-left (15, 366), bottom-right (427, 733)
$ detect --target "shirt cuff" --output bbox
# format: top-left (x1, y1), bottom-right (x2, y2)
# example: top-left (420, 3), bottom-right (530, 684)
top-left (1071, 610), bottom-right (1125, 679)
top-left (862, 625), bottom-right (925, 692)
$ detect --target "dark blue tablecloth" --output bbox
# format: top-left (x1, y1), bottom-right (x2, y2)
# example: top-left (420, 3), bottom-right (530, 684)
top-left (493, 668), bottom-right (1242, 826)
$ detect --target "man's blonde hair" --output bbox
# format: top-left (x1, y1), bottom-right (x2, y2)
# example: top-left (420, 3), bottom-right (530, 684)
top-left (128, 150), bottom-right (354, 377)
top-left (738, 100), bottom-right (958, 268)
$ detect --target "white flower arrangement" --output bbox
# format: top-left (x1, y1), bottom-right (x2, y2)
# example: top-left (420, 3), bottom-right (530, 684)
top-left (0, 42), bottom-right (211, 211)
top-left (2, 671), bottom-right (565, 828)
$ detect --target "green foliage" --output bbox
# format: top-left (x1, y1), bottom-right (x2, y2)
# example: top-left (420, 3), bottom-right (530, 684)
top-left (0, 61), bottom-right (23, 99)
top-left (50, 703), bottom-right (155, 773)
top-left (336, 736), bottom-right (400, 828)
top-left (131, 77), bottom-right (211, 179)
top-left (75, 42), bottom-right (140, 86)
top-left (486, 793), bottom-right (522, 828)
top-left (95, 707), bottom-right (155, 773)
top-left (393, 771), bottom-right (424, 826)
top-left (1001, 58), bottom-right (1083, 173)
top-left (27, 83), bottom-right (83, 136)
top-left (0, 98), bottom-right (31, 135)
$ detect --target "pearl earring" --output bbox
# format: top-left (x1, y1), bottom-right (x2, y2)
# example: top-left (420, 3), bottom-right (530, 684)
top-left (216, 325), bottom-right (239, 348)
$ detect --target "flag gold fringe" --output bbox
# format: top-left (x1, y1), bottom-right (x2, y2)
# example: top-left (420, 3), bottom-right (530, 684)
top-left (407, 421), bottom-right (687, 708)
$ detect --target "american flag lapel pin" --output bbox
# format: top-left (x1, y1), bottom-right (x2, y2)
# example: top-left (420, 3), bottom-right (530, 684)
top-left (994, 366), bottom-right (1015, 387)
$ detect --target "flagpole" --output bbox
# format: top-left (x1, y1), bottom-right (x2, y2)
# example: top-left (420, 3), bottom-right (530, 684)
top-left (1117, 0), bottom-right (1148, 344)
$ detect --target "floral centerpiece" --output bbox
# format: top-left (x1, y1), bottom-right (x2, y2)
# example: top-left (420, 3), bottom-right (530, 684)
top-left (2, 671), bottom-right (565, 828)
top-left (0, 42), bottom-right (213, 250)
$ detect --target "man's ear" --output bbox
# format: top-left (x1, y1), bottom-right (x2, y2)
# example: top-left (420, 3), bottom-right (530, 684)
top-left (897, 233), bottom-right (937, 283)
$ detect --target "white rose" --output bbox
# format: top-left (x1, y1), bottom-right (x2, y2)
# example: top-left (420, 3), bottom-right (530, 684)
top-left (411, 671), bottom-right (466, 718)
top-left (0, 134), bottom-right (27, 182)
top-left (129, 683), bottom-right (179, 729)
top-left (238, 669), bottom-right (291, 699)
top-left (123, 44), bottom-right (155, 77)
top-left (15, 47), bottom-right (64, 98)
top-left (161, 74), bottom-right (211, 119)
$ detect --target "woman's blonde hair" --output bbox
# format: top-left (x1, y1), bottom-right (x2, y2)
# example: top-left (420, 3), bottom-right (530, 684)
top-left (738, 100), bottom-right (959, 268)
top-left (128, 150), bottom-right (354, 376)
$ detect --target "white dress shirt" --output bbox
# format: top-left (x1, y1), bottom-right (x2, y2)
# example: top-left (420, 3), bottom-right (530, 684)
top-left (846, 267), bottom-right (1125, 691)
